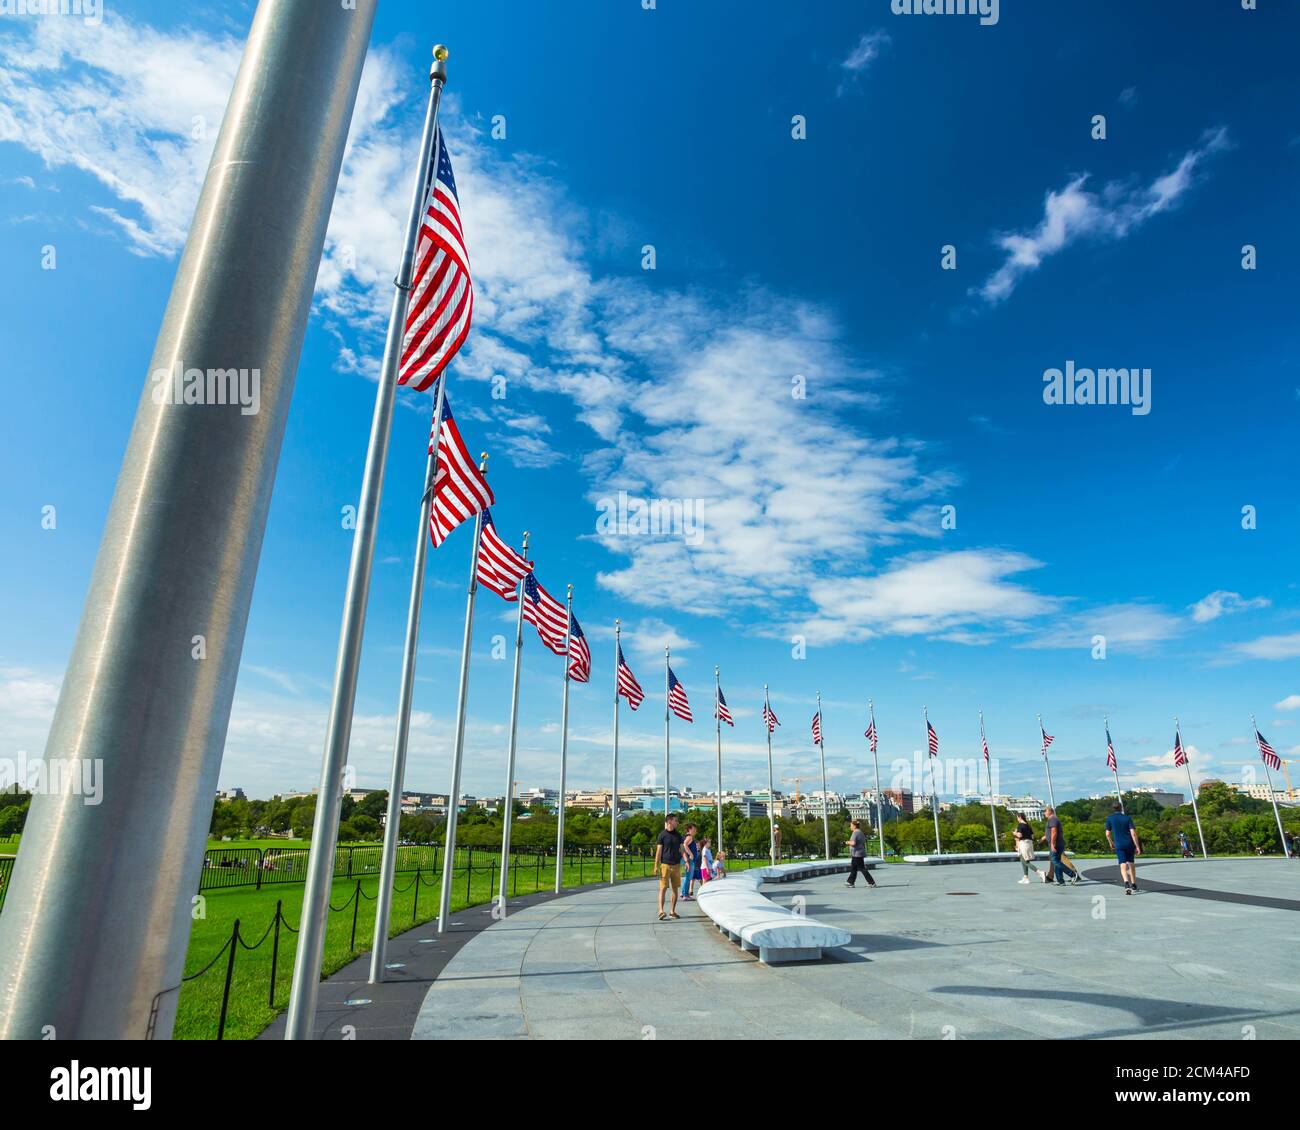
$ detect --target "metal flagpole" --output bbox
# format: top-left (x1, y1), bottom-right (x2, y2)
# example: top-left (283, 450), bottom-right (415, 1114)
top-left (285, 45), bottom-right (447, 1040)
top-left (981, 710), bottom-right (999, 851)
top-left (0, 0), bottom-right (375, 1042)
top-left (1037, 714), bottom-right (1057, 810)
top-left (369, 378), bottom-right (448, 983)
top-left (869, 700), bottom-right (884, 861)
top-left (496, 533), bottom-right (530, 912)
top-left (1107, 715), bottom-right (1125, 812)
top-left (1177, 717), bottom-right (1207, 859)
top-left (765, 685), bottom-right (777, 863)
top-left (815, 693), bottom-right (831, 860)
top-left (555, 586), bottom-right (574, 892)
top-left (715, 666), bottom-right (723, 856)
top-left (664, 647), bottom-right (671, 821)
top-left (925, 707), bottom-right (941, 854)
top-left (611, 620), bottom-right (621, 884)
top-left (435, 455), bottom-right (490, 931)
top-left (1253, 712), bottom-right (1294, 853)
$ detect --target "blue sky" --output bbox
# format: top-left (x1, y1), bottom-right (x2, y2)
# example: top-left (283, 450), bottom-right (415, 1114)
top-left (2, 0), bottom-right (1298, 807)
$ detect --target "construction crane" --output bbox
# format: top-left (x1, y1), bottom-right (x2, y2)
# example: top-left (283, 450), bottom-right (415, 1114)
top-left (1278, 760), bottom-right (1299, 800)
top-left (780, 776), bottom-right (805, 803)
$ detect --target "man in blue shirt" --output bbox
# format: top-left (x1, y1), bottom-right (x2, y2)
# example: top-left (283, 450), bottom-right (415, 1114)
top-left (1104, 803), bottom-right (1141, 895)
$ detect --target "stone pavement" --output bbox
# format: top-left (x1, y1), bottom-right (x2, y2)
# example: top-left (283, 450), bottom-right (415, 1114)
top-left (412, 858), bottom-right (1300, 1040)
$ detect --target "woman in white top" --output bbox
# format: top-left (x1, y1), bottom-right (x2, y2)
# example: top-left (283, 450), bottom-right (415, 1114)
top-left (1013, 813), bottom-right (1044, 884)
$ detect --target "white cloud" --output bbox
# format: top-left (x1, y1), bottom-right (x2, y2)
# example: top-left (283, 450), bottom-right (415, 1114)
top-left (1190, 590), bottom-right (1270, 623)
top-left (1274, 695), bottom-right (1300, 712)
top-left (977, 127), bottom-right (1230, 304)
top-left (1231, 633), bottom-right (1300, 662)
top-left (1022, 603), bottom-right (1184, 654)
top-left (837, 30), bottom-right (890, 94)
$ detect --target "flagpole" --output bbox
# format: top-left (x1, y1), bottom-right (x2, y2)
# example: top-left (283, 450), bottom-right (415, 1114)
top-left (610, 620), bottom-right (621, 884)
top-left (1177, 716), bottom-right (1208, 859)
top-left (815, 692), bottom-right (831, 860)
top-left (1252, 714), bottom-right (1290, 859)
top-left (285, 46), bottom-right (445, 1039)
top-left (368, 381), bottom-right (448, 983)
top-left (554, 586), bottom-right (574, 893)
top-left (1037, 714), bottom-right (1057, 810)
top-left (925, 707), bottom-right (941, 854)
top-left (664, 646), bottom-right (671, 822)
top-left (981, 710), bottom-right (999, 851)
top-left (0, 0), bottom-right (377, 1042)
top-left (715, 666), bottom-right (723, 855)
top-left (496, 532), bottom-right (530, 912)
top-left (1106, 715), bottom-right (1124, 813)
top-left (869, 700), bottom-right (884, 861)
top-left (434, 453), bottom-right (489, 931)
top-left (765, 685), bottom-right (777, 864)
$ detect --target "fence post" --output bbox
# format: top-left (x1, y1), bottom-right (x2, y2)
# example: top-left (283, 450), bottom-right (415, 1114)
top-left (217, 918), bottom-right (240, 1041)
top-left (268, 900), bottom-right (282, 1008)
top-left (350, 879), bottom-right (361, 951)
top-left (535, 851), bottom-right (541, 890)
top-left (465, 848), bottom-right (473, 905)
top-left (412, 868), bottom-right (420, 926)
top-left (255, 847), bottom-right (263, 891)
top-left (346, 846), bottom-right (354, 880)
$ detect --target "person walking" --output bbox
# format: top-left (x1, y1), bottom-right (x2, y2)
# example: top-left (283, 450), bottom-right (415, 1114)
top-left (679, 823), bottom-right (698, 901)
top-left (844, 820), bottom-right (877, 888)
top-left (1104, 801), bottom-right (1142, 894)
top-left (1013, 812), bottom-right (1044, 884)
top-left (654, 813), bottom-right (684, 921)
top-left (1040, 806), bottom-right (1076, 885)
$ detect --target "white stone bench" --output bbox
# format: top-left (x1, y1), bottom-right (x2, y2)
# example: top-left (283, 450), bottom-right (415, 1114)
top-left (903, 850), bottom-right (1074, 865)
top-left (695, 859), bottom-right (877, 964)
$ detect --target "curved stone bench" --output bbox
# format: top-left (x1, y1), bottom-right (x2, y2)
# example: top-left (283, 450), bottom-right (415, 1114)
top-left (695, 859), bottom-right (877, 964)
top-left (903, 850), bottom-right (1074, 865)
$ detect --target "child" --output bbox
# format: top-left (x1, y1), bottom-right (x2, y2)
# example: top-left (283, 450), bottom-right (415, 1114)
top-left (699, 837), bottom-right (714, 886)
top-left (712, 849), bottom-right (726, 879)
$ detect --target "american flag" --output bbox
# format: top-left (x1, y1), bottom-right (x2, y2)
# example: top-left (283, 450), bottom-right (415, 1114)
top-left (475, 510), bottom-right (531, 601)
top-left (762, 697), bottom-right (780, 734)
top-left (521, 573), bottom-right (567, 656)
top-left (616, 645), bottom-right (643, 709)
top-left (398, 128), bottom-right (473, 391)
top-left (567, 612), bottom-right (590, 683)
top-left (1040, 723), bottom-right (1055, 757)
top-left (667, 668), bottom-right (692, 722)
top-left (1256, 728), bottom-right (1281, 771)
top-left (427, 397), bottom-right (493, 548)
top-left (981, 727), bottom-right (990, 763)
top-left (1173, 728), bottom-right (1188, 768)
top-left (1106, 727), bottom-right (1118, 772)
top-left (811, 710), bottom-right (822, 746)
top-left (865, 718), bottom-right (877, 753)
top-left (926, 719), bottom-right (939, 757)
top-left (715, 685), bottom-right (734, 727)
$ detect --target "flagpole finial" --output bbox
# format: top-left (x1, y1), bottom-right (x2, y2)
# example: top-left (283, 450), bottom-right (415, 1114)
top-left (431, 45), bottom-right (449, 83)
top-left (478, 452), bottom-right (488, 473)
top-left (715, 665), bottom-right (719, 677)
top-left (615, 617), bottom-right (620, 627)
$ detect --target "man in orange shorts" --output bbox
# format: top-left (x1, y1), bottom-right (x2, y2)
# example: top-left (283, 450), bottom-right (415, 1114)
top-left (654, 812), bottom-right (684, 921)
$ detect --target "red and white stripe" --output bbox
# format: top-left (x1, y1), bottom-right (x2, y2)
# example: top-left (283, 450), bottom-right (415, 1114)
top-left (865, 718), bottom-right (877, 753)
top-left (522, 573), bottom-right (568, 656)
top-left (616, 647), bottom-right (644, 710)
top-left (667, 669), bottom-right (693, 723)
top-left (926, 720), bottom-right (939, 757)
top-left (476, 513), bottom-right (531, 601)
top-left (399, 129), bottom-right (473, 391)
top-left (811, 711), bottom-right (822, 746)
top-left (1173, 729), bottom-right (1188, 768)
top-left (1040, 724), bottom-right (1055, 757)
top-left (1256, 728), bottom-right (1281, 771)
top-left (762, 699), bottom-right (780, 734)
top-left (427, 399), bottom-right (492, 548)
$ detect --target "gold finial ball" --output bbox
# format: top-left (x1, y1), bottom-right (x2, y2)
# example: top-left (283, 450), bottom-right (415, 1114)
top-left (433, 45), bottom-right (449, 61)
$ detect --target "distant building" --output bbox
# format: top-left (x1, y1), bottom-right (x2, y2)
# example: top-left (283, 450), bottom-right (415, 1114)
top-left (216, 787), bottom-right (246, 801)
top-left (882, 788), bottom-right (914, 815)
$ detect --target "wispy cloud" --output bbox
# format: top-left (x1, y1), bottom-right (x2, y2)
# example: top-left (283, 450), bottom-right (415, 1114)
top-left (976, 127), bottom-right (1230, 305)
top-left (1229, 632), bottom-right (1300, 662)
top-left (837, 30), bottom-right (890, 94)
top-left (1190, 589), bottom-right (1269, 623)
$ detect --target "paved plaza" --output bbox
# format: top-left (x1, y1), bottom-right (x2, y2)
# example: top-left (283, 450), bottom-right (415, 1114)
top-left (412, 858), bottom-right (1300, 1040)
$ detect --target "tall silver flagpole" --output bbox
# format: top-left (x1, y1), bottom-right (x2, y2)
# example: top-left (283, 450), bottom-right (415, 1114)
top-left (765, 685), bottom-right (777, 863)
top-left (496, 533), bottom-right (530, 912)
top-left (369, 376), bottom-right (448, 982)
top-left (869, 700), bottom-right (884, 861)
top-left (555, 586), bottom-right (574, 892)
top-left (715, 666), bottom-right (723, 854)
top-left (0, 0), bottom-right (376, 1041)
top-left (1177, 717), bottom-right (1207, 859)
top-left (1037, 714), bottom-right (1057, 810)
top-left (664, 646), bottom-right (671, 821)
top-left (1253, 715), bottom-right (1291, 859)
top-left (284, 45), bottom-right (447, 1040)
top-left (1107, 715), bottom-right (1125, 812)
top-left (925, 707), bottom-right (941, 853)
top-left (815, 692), bottom-right (831, 860)
top-left (981, 710), bottom-right (999, 851)
top-left (610, 619), bottom-right (621, 884)
top-left (436, 454), bottom-right (490, 932)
